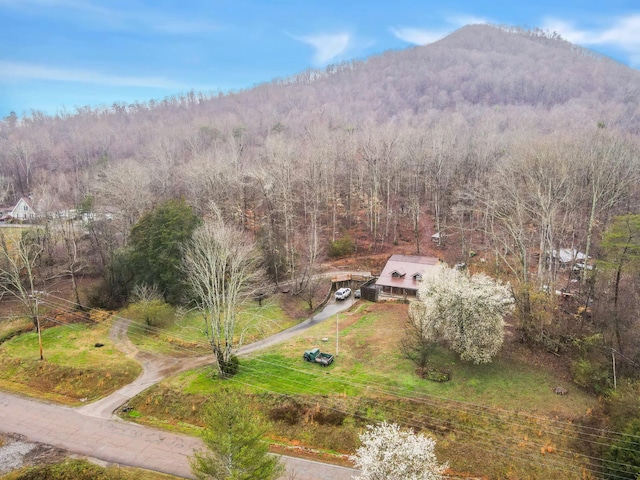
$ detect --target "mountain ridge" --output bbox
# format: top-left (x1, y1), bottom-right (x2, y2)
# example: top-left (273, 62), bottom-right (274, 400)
top-left (1, 23), bottom-right (639, 187)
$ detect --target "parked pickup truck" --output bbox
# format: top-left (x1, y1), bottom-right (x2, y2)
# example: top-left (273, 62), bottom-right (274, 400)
top-left (303, 347), bottom-right (334, 366)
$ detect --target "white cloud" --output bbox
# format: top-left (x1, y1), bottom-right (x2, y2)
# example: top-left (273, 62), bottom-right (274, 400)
top-left (542, 14), bottom-right (640, 64)
top-left (292, 33), bottom-right (351, 65)
top-left (390, 15), bottom-right (488, 46)
top-left (0, 61), bottom-right (185, 89)
top-left (446, 14), bottom-right (489, 27)
top-left (541, 19), bottom-right (592, 44)
top-left (389, 27), bottom-right (448, 45)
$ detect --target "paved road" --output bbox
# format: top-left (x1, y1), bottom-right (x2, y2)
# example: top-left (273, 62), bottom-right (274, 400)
top-left (239, 296), bottom-right (355, 355)
top-left (1, 297), bottom-right (359, 479)
top-left (0, 391), bottom-right (357, 479)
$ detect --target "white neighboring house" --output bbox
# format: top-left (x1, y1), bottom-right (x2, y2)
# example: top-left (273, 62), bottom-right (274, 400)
top-left (552, 248), bottom-right (586, 264)
top-left (10, 197), bottom-right (37, 221)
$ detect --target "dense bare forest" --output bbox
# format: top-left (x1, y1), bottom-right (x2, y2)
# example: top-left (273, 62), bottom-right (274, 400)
top-left (2, 24), bottom-right (640, 369)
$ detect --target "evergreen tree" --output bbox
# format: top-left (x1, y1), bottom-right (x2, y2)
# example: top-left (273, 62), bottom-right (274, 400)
top-left (605, 418), bottom-right (640, 480)
top-left (190, 388), bottom-right (284, 480)
top-left (128, 198), bottom-right (200, 304)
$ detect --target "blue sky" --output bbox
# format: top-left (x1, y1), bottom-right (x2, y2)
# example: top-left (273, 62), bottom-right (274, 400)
top-left (1, 0), bottom-right (639, 118)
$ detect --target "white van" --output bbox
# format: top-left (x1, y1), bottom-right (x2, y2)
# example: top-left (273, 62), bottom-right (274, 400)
top-left (335, 288), bottom-right (351, 300)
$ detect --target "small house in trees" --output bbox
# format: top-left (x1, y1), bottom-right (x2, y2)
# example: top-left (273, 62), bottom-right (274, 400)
top-left (552, 248), bottom-right (587, 266)
top-left (10, 197), bottom-right (37, 221)
top-left (375, 254), bottom-right (440, 296)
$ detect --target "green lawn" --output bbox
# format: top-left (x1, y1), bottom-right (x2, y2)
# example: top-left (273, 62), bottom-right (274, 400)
top-left (126, 299), bottom-right (297, 356)
top-left (0, 316), bottom-right (32, 344)
top-left (0, 319), bottom-right (141, 404)
top-left (123, 301), bottom-right (599, 479)
top-left (0, 293), bottom-right (610, 479)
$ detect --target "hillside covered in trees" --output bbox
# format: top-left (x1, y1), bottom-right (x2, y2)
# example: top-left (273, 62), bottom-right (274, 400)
top-left (2, 23), bottom-right (640, 368)
top-left (2, 22), bottom-right (640, 479)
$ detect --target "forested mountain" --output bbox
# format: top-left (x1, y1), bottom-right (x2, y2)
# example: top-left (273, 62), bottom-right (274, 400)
top-left (2, 24), bottom-right (640, 478)
top-left (1, 24), bottom-right (640, 332)
top-left (2, 24), bottom-right (639, 188)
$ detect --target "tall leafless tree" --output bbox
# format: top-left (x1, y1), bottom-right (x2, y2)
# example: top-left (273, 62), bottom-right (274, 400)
top-left (0, 232), bottom-right (44, 359)
top-left (183, 219), bottom-right (264, 378)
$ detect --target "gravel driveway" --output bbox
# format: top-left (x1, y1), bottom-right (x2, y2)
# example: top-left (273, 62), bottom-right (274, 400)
top-left (1, 295), bottom-right (359, 479)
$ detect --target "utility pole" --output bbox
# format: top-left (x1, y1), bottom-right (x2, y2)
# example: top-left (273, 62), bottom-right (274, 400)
top-left (612, 348), bottom-right (617, 390)
top-left (29, 292), bottom-right (43, 361)
top-left (36, 294), bottom-right (43, 361)
top-left (336, 313), bottom-right (339, 357)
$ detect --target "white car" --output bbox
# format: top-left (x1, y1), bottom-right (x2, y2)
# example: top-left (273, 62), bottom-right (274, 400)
top-left (335, 287), bottom-right (351, 300)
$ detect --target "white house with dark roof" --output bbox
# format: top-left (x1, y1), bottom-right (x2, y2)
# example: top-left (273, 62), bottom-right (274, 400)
top-left (10, 197), bottom-right (37, 221)
top-left (375, 254), bottom-right (440, 296)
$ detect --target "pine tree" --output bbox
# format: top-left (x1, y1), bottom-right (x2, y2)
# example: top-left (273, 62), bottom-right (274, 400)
top-left (190, 388), bottom-right (284, 480)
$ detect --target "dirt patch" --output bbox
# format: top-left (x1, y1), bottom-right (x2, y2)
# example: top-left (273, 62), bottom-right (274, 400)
top-left (501, 319), bottom-right (574, 384)
top-left (0, 433), bottom-right (67, 475)
top-left (275, 284), bottom-right (332, 321)
top-left (269, 443), bottom-right (353, 468)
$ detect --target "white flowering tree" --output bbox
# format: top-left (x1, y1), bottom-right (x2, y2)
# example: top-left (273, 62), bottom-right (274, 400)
top-left (409, 266), bottom-right (514, 364)
top-left (351, 422), bottom-right (448, 480)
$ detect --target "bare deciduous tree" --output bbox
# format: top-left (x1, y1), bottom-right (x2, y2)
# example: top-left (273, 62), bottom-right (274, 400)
top-left (94, 160), bottom-right (152, 243)
top-left (0, 232), bottom-right (44, 359)
top-left (183, 219), bottom-right (264, 378)
top-left (579, 133), bottom-right (638, 284)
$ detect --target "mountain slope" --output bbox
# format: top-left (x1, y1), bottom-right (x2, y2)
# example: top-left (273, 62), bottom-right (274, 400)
top-left (228, 24), bottom-right (639, 130)
top-left (2, 23), bottom-right (639, 185)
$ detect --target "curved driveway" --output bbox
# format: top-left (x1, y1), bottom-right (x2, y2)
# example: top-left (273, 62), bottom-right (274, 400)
top-left (0, 296), bottom-right (358, 479)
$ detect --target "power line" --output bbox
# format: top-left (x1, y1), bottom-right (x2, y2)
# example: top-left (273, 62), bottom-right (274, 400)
top-left (24, 292), bottom-right (640, 478)
top-left (234, 355), bottom-right (639, 475)
top-left (40, 293), bottom-right (640, 448)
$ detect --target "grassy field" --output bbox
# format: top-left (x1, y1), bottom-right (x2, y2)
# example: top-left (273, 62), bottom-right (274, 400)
top-left (0, 314), bottom-right (141, 405)
top-left (0, 290), bottom-right (611, 478)
top-left (0, 316), bottom-right (32, 344)
top-left (121, 301), bottom-right (599, 479)
top-left (124, 298), bottom-right (300, 356)
top-left (1, 459), bottom-right (181, 480)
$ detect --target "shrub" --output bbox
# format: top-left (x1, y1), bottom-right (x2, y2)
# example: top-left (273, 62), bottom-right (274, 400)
top-left (125, 300), bottom-right (175, 328)
top-left (219, 354), bottom-right (240, 378)
top-left (268, 401), bottom-right (304, 425)
top-left (328, 235), bottom-right (355, 258)
top-left (424, 368), bottom-right (451, 383)
top-left (8, 459), bottom-right (129, 479)
top-left (570, 358), bottom-right (611, 394)
top-left (605, 418), bottom-right (640, 479)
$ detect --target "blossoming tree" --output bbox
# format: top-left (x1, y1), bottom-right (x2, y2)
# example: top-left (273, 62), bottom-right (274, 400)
top-left (409, 266), bottom-right (514, 364)
top-left (351, 421), bottom-right (448, 480)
